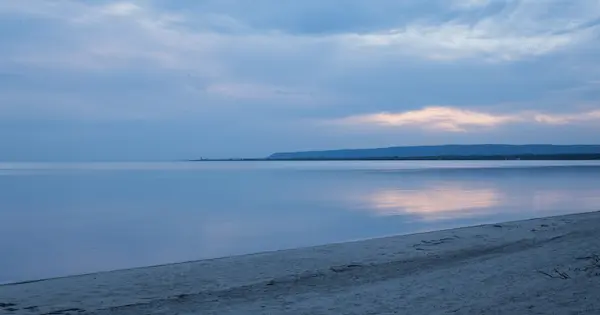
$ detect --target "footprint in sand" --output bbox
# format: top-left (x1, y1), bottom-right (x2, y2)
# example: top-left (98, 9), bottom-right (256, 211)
top-left (412, 237), bottom-right (456, 250)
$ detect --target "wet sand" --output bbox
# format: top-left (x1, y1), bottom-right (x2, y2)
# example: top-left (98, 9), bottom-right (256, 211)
top-left (2, 211), bottom-right (600, 315)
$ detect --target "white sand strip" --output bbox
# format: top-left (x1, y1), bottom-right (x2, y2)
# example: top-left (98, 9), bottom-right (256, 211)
top-left (2, 211), bottom-right (600, 315)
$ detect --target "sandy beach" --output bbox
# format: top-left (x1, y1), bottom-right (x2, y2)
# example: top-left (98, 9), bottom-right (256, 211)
top-left (2, 211), bottom-right (600, 315)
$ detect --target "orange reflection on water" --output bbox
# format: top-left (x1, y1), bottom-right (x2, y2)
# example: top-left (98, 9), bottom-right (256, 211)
top-left (366, 184), bottom-right (501, 220)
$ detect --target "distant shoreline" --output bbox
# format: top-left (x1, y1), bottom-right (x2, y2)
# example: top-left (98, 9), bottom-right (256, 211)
top-left (190, 154), bottom-right (600, 162)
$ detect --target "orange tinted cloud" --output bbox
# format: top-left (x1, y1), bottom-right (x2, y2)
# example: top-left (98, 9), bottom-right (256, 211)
top-left (534, 110), bottom-right (600, 125)
top-left (334, 106), bottom-right (600, 132)
top-left (336, 106), bottom-right (521, 132)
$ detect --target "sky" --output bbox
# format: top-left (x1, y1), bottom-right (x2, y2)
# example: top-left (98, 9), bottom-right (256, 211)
top-left (1, 0), bottom-right (600, 161)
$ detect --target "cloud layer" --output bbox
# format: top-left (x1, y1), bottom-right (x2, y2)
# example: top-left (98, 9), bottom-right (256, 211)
top-left (334, 107), bottom-right (600, 132)
top-left (1, 0), bottom-right (599, 160)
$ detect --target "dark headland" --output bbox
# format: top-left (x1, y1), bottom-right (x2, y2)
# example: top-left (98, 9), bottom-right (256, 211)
top-left (194, 145), bottom-right (600, 161)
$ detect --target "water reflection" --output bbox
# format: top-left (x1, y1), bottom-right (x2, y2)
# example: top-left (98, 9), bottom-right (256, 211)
top-left (352, 166), bottom-right (600, 223)
top-left (366, 184), bottom-right (501, 220)
top-left (1, 162), bottom-right (600, 283)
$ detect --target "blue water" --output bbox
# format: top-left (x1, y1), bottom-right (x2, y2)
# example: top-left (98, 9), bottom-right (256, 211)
top-left (1, 161), bottom-right (600, 283)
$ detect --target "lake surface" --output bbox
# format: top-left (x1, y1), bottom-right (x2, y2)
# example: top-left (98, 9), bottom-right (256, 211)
top-left (2, 161), bottom-right (600, 283)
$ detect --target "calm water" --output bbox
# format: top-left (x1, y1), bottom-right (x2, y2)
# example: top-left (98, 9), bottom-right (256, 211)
top-left (1, 161), bottom-right (600, 283)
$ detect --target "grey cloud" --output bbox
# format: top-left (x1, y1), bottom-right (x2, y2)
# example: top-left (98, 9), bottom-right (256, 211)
top-left (154, 0), bottom-right (447, 34)
top-left (0, 0), bottom-right (599, 160)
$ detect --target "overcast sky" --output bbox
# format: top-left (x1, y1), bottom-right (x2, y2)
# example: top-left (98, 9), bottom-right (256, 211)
top-left (1, 0), bottom-right (600, 161)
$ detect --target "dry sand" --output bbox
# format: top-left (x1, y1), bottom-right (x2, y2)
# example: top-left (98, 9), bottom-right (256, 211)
top-left (2, 211), bottom-right (600, 315)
